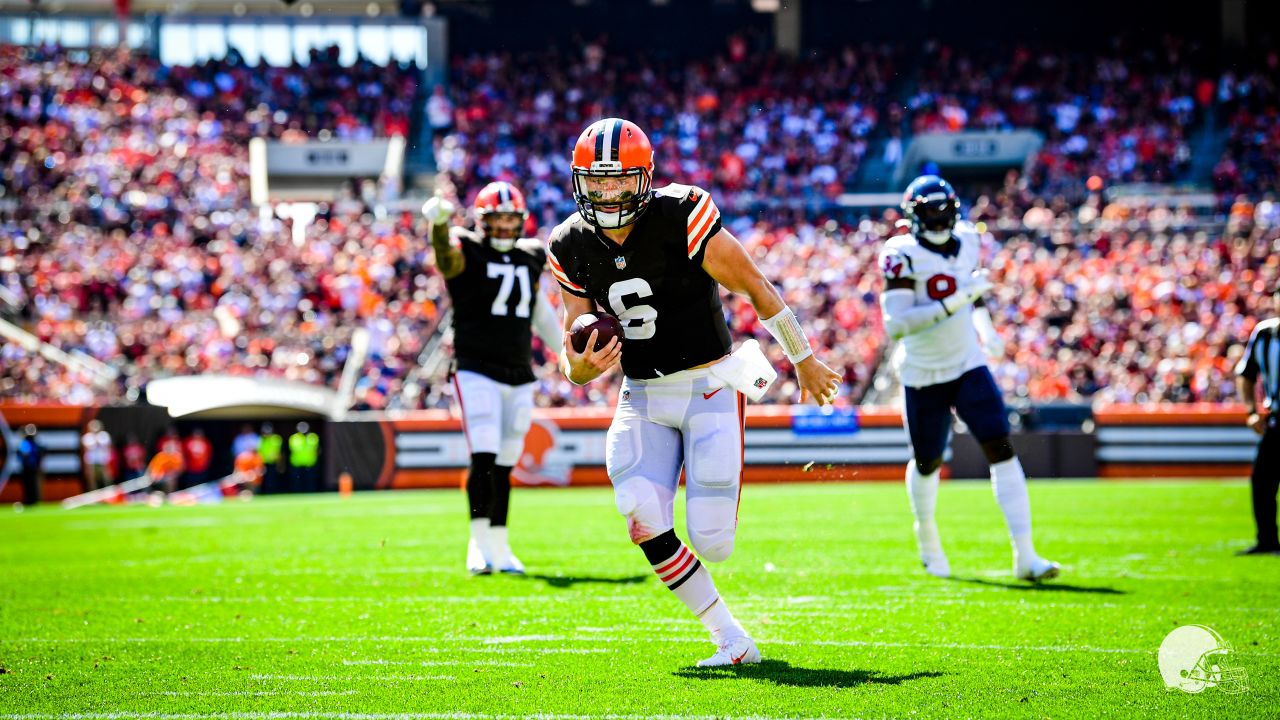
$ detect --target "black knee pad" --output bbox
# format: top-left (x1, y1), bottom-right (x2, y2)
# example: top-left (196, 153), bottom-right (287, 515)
top-left (980, 437), bottom-right (1016, 465)
top-left (916, 457), bottom-right (944, 475)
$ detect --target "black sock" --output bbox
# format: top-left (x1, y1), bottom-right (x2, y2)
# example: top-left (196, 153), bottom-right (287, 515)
top-left (490, 465), bottom-right (513, 527)
top-left (638, 528), bottom-right (683, 565)
top-left (466, 452), bottom-right (496, 520)
top-left (639, 529), bottom-right (717, 613)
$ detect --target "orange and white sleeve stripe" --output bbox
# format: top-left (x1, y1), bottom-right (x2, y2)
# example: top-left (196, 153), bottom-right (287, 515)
top-left (686, 191), bottom-right (720, 259)
top-left (547, 248), bottom-right (586, 294)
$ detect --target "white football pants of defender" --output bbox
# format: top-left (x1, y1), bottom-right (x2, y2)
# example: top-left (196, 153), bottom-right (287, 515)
top-left (452, 370), bottom-right (535, 466)
top-left (607, 367), bottom-right (745, 562)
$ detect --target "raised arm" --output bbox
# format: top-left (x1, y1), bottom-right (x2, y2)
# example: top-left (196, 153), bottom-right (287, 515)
top-left (422, 195), bottom-right (465, 280)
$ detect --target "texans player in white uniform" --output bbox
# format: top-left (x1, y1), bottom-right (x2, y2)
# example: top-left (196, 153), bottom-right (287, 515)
top-left (879, 175), bottom-right (1060, 582)
top-left (423, 182), bottom-right (564, 576)
top-left (549, 118), bottom-right (842, 667)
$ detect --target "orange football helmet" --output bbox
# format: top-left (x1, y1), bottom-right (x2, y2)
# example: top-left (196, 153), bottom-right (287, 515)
top-left (571, 118), bottom-right (654, 229)
top-left (473, 181), bottom-right (528, 251)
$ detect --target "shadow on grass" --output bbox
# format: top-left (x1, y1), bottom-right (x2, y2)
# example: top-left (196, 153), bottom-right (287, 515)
top-left (949, 576), bottom-right (1126, 595)
top-left (675, 659), bottom-right (945, 688)
top-left (522, 573), bottom-right (649, 589)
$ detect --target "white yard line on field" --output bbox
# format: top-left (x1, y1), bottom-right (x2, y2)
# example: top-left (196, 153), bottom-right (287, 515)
top-left (5, 634), bottom-right (1207, 656)
top-left (249, 674), bottom-right (455, 681)
top-left (342, 660), bottom-right (534, 667)
top-left (0, 707), bottom-right (798, 712)
top-left (140, 691), bottom-right (359, 697)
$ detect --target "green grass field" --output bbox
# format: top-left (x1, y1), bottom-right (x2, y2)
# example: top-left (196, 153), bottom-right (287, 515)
top-left (1, 481), bottom-right (1277, 719)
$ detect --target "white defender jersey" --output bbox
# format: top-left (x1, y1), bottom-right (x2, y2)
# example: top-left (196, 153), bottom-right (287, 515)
top-left (878, 221), bottom-right (988, 388)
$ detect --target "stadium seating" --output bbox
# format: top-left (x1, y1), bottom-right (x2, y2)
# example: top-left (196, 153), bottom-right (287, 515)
top-left (2, 41), bottom-right (1276, 408)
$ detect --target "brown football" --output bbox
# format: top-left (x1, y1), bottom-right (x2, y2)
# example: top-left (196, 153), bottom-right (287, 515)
top-left (569, 313), bottom-right (624, 353)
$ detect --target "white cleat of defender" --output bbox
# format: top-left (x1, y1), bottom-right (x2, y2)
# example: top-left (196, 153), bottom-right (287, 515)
top-left (490, 547), bottom-right (525, 575)
top-left (914, 520), bottom-right (950, 578)
top-left (921, 553), bottom-right (951, 579)
top-left (1016, 556), bottom-right (1061, 582)
top-left (696, 636), bottom-right (761, 668)
top-left (466, 537), bottom-right (492, 576)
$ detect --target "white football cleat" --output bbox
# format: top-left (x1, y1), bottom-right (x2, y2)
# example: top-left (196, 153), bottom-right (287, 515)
top-left (914, 520), bottom-right (950, 578)
top-left (696, 636), bottom-right (761, 668)
top-left (493, 548), bottom-right (525, 575)
top-left (921, 553), bottom-right (951, 579)
top-left (1016, 556), bottom-right (1060, 582)
top-left (467, 537), bottom-right (492, 576)
top-left (486, 526), bottom-right (524, 574)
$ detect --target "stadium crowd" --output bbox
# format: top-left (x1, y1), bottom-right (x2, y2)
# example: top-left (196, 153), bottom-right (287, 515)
top-left (432, 37), bottom-right (902, 222)
top-left (2, 39), bottom-right (1278, 409)
top-left (906, 38), bottom-right (1209, 201)
top-left (0, 45), bottom-right (436, 406)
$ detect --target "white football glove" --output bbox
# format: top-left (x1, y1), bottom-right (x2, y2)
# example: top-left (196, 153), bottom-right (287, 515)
top-left (983, 335), bottom-right (1007, 359)
top-left (422, 195), bottom-right (456, 226)
top-left (941, 270), bottom-right (993, 314)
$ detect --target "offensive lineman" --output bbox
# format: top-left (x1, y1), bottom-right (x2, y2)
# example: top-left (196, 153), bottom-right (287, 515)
top-left (423, 182), bottom-right (564, 575)
top-left (547, 118), bottom-right (842, 666)
top-left (878, 175), bottom-right (1060, 582)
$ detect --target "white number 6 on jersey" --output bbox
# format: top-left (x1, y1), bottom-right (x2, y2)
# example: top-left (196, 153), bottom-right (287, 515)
top-left (607, 278), bottom-right (657, 340)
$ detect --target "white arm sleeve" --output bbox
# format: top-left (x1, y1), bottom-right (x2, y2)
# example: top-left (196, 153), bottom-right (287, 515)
top-left (533, 289), bottom-right (564, 354)
top-left (880, 288), bottom-right (951, 341)
top-left (971, 305), bottom-right (999, 345)
top-left (971, 305), bottom-right (1006, 357)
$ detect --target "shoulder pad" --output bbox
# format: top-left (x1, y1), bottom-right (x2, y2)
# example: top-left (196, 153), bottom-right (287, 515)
top-left (514, 237), bottom-right (545, 256)
top-left (883, 233), bottom-right (921, 253)
top-left (449, 226), bottom-right (484, 245)
top-left (879, 236), bottom-right (921, 280)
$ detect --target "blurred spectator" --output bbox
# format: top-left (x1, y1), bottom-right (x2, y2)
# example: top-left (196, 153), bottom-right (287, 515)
top-left (232, 446), bottom-right (265, 494)
top-left (146, 444), bottom-right (184, 494)
top-left (287, 421), bottom-right (320, 493)
top-left (158, 428), bottom-right (184, 460)
top-left (232, 424), bottom-right (260, 458)
top-left (17, 424), bottom-right (43, 505)
top-left (80, 419), bottom-right (113, 491)
top-left (259, 423), bottom-right (285, 493)
top-left (122, 433), bottom-right (147, 480)
top-left (182, 428), bottom-right (212, 487)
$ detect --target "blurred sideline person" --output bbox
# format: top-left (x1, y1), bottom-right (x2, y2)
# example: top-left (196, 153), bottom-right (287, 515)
top-left (80, 420), bottom-right (113, 492)
top-left (288, 422), bottom-right (320, 493)
top-left (1236, 285), bottom-right (1280, 555)
top-left (259, 424), bottom-right (285, 494)
top-left (18, 425), bottom-right (44, 506)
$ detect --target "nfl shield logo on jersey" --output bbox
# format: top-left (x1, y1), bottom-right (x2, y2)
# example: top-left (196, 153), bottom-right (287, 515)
top-left (615, 256), bottom-right (627, 270)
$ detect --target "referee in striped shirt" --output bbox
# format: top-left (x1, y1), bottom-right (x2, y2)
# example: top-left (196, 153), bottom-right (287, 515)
top-left (1236, 285), bottom-right (1280, 555)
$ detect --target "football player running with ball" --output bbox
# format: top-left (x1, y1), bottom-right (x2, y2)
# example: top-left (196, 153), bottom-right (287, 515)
top-left (878, 175), bottom-right (1060, 582)
top-left (547, 118), bottom-right (841, 667)
top-left (423, 182), bottom-right (564, 576)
